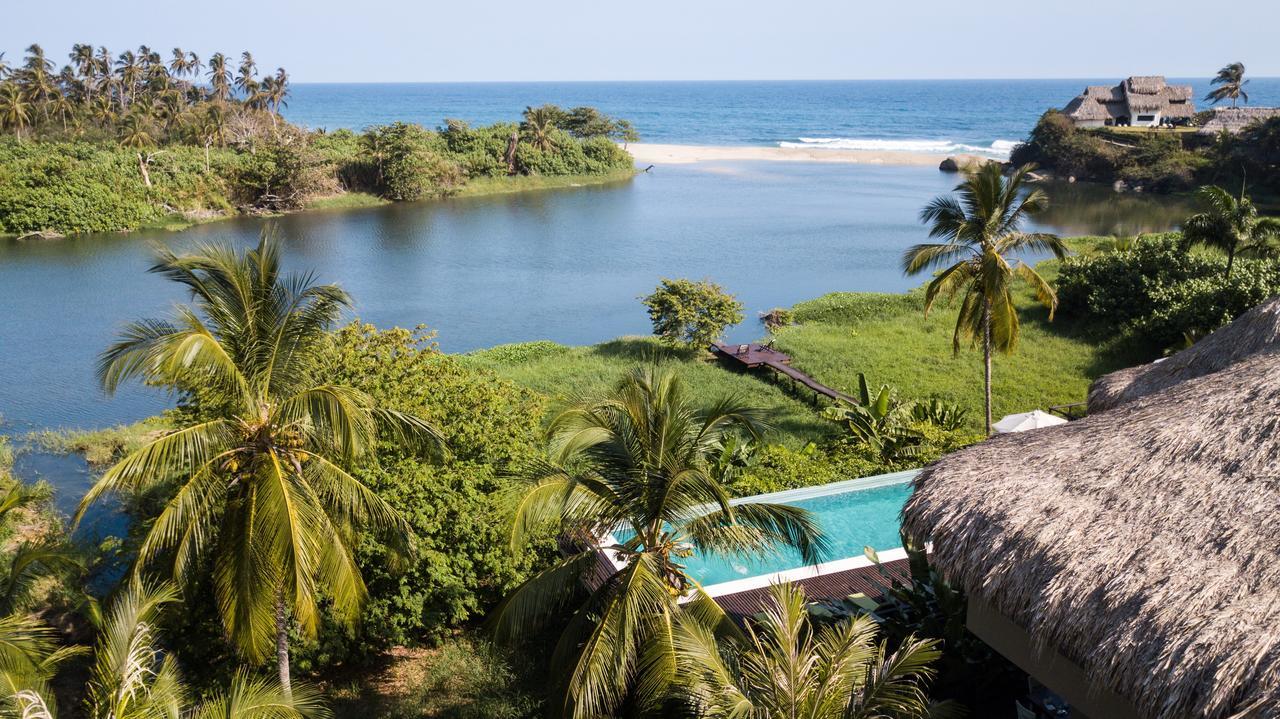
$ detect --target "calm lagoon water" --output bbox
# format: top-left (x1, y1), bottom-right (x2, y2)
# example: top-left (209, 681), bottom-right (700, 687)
top-left (0, 77), bottom-right (1224, 512)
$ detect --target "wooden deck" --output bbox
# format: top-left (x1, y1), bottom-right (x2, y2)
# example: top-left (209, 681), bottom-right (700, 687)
top-left (714, 557), bottom-right (911, 621)
top-left (709, 342), bottom-right (857, 404)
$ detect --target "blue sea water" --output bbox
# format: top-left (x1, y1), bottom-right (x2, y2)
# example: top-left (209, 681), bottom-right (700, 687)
top-left (283, 78), bottom-right (1280, 155)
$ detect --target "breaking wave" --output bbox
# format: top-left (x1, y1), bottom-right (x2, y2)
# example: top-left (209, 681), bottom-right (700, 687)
top-left (779, 137), bottom-right (1017, 158)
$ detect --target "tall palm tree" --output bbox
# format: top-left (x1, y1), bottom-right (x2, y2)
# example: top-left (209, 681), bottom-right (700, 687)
top-left (672, 582), bottom-right (943, 719)
top-left (903, 162), bottom-right (1066, 435)
top-left (1182, 184), bottom-right (1280, 280)
top-left (0, 83), bottom-right (31, 139)
top-left (169, 48), bottom-right (190, 79)
top-left (236, 52), bottom-right (259, 100)
top-left (208, 53), bottom-right (232, 101)
top-left (0, 52), bottom-right (9, 81)
top-left (1206, 62), bottom-right (1249, 107)
top-left (493, 365), bottom-right (827, 719)
top-left (76, 236), bottom-right (444, 695)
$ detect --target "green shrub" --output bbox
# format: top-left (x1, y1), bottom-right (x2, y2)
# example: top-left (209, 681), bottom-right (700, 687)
top-left (642, 278), bottom-right (745, 348)
top-left (1056, 233), bottom-right (1280, 351)
top-left (302, 324), bottom-right (555, 660)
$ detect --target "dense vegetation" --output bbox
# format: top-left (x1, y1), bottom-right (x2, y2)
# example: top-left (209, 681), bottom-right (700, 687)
top-left (1010, 109), bottom-right (1280, 196)
top-left (0, 43), bottom-right (635, 235)
top-left (1057, 233), bottom-right (1280, 352)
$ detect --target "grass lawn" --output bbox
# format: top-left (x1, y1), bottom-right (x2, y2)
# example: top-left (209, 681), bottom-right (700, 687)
top-left (469, 238), bottom-right (1140, 439)
top-left (463, 337), bottom-right (833, 446)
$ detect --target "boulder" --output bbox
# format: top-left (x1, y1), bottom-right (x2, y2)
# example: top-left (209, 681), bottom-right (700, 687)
top-left (939, 156), bottom-right (962, 172)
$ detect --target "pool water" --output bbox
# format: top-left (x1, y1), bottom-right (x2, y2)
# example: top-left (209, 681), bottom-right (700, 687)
top-left (610, 479), bottom-right (914, 588)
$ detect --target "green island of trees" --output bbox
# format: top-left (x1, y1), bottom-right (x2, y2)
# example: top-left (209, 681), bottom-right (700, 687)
top-left (0, 43), bottom-right (636, 236)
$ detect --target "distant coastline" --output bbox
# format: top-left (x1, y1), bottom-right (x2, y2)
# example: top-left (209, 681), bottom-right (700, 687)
top-left (627, 142), bottom-right (998, 167)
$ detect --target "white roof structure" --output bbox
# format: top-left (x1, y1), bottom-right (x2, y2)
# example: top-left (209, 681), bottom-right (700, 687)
top-left (992, 410), bottom-right (1068, 434)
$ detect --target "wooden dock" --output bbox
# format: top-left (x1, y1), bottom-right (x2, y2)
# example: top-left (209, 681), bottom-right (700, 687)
top-left (709, 342), bottom-right (857, 405)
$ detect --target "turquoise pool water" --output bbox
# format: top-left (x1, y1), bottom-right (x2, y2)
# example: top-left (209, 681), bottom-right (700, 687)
top-left (614, 480), bottom-right (914, 588)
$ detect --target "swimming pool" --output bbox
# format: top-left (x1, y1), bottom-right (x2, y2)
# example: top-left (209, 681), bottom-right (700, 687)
top-left (605, 469), bottom-right (918, 596)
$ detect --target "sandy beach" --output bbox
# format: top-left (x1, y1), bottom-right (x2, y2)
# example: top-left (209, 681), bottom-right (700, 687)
top-left (626, 143), bottom-right (999, 167)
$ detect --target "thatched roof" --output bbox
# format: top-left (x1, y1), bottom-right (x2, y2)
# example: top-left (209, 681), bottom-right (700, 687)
top-left (903, 351), bottom-right (1280, 719)
top-left (1198, 106), bottom-right (1280, 135)
top-left (1063, 77), bottom-right (1195, 121)
top-left (1088, 295), bottom-right (1280, 413)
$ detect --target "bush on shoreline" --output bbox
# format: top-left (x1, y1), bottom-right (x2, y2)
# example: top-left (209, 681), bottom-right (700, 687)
top-left (0, 111), bottom-right (634, 236)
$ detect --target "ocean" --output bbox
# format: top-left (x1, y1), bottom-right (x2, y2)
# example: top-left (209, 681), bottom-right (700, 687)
top-left (282, 78), bottom-right (1280, 157)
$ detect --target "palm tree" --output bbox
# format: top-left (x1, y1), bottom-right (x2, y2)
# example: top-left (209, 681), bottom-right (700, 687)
top-left (1182, 184), bottom-right (1280, 280)
top-left (117, 112), bottom-right (154, 147)
top-left (492, 365), bottom-right (827, 718)
top-left (1206, 62), bottom-right (1249, 107)
top-left (0, 82), bottom-right (31, 139)
top-left (903, 162), bottom-right (1066, 435)
top-left (0, 52), bottom-right (9, 81)
top-left (672, 582), bottom-right (943, 719)
top-left (81, 580), bottom-right (328, 719)
top-left (208, 53), bottom-right (232, 101)
top-left (520, 105), bottom-right (560, 152)
top-left (0, 614), bottom-right (81, 716)
top-left (76, 237), bottom-right (444, 695)
top-left (236, 52), bottom-right (259, 100)
top-left (169, 48), bottom-right (190, 79)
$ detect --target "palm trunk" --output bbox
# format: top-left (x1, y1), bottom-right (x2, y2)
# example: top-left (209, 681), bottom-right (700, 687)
top-left (275, 592), bottom-right (292, 699)
top-left (1226, 245), bottom-right (1235, 281)
top-left (983, 300), bottom-right (993, 436)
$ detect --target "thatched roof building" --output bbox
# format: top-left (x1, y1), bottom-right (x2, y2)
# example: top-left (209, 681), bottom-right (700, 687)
top-left (1062, 76), bottom-right (1195, 128)
top-left (903, 349), bottom-right (1280, 719)
top-left (1197, 106), bottom-right (1280, 135)
top-left (1088, 295), bottom-right (1280, 413)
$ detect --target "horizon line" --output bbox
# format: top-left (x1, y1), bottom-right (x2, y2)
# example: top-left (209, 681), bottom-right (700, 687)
top-left (284, 75), bottom-right (1280, 85)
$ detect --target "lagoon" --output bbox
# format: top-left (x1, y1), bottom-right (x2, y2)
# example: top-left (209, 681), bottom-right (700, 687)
top-left (0, 161), bottom-right (1192, 513)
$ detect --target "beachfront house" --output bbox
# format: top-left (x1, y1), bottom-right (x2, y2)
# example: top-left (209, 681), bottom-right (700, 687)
top-left (1062, 76), bottom-right (1195, 128)
top-left (902, 296), bottom-right (1280, 719)
top-left (1196, 106), bottom-right (1280, 135)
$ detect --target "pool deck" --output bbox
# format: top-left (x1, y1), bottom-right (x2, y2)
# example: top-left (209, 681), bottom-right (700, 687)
top-left (713, 556), bottom-right (911, 621)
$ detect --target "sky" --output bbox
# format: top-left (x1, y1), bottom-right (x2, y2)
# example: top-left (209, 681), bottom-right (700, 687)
top-left (4, 0), bottom-right (1279, 83)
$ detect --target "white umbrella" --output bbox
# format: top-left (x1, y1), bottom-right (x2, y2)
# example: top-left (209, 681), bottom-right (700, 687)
top-left (992, 409), bottom-right (1068, 434)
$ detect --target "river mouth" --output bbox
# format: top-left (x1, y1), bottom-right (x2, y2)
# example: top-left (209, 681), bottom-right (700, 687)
top-left (0, 161), bottom-right (1193, 506)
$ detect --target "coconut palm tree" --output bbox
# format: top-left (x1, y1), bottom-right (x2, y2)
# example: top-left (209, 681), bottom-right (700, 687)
top-left (1206, 62), bottom-right (1249, 107)
top-left (672, 582), bottom-right (943, 719)
top-left (1182, 184), bottom-right (1280, 280)
top-left (169, 48), bottom-right (190, 79)
top-left (76, 236), bottom-right (444, 695)
top-left (493, 365), bottom-right (827, 719)
top-left (520, 105), bottom-right (561, 152)
top-left (117, 112), bottom-right (154, 147)
top-left (0, 82), bottom-right (31, 139)
top-left (0, 614), bottom-right (81, 716)
top-left (208, 53), bottom-right (232, 101)
top-left (80, 580), bottom-right (327, 719)
top-left (0, 53), bottom-right (9, 81)
top-left (903, 162), bottom-right (1066, 435)
top-left (236, 52), bottom-right (259, 100)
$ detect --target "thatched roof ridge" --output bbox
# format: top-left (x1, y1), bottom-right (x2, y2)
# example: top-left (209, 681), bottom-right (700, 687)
top-left (1088, 295), bottom-right (1280, 413)
top-left (903, 351), bottom-right (1280, 719)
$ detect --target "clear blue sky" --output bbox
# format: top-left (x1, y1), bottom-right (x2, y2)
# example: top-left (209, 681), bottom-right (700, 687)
top-left (5, 0), bottom-right (1278, 82)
